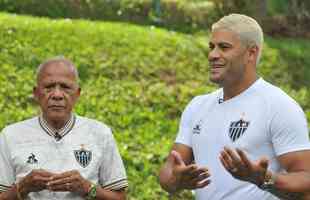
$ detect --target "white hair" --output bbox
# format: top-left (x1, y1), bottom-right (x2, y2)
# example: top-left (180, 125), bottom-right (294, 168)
top-left (211, 14), bottom-right (264, 66)
top-left (36, 56), bottom-right (79, 83)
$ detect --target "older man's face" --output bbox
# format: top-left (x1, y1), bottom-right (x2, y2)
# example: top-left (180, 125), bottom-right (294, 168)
top-left (34, 62), bottom-right (80, 127)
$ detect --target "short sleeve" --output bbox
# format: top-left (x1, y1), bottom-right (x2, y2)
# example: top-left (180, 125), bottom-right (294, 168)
top-left (175, 95), bottom-right (205, 147)
top-left (98, 128), bottom-right (128, 190)
top-left (270, 98), bottom-right (310, 156)
top-left (0, 128), bottom-right (15, 192)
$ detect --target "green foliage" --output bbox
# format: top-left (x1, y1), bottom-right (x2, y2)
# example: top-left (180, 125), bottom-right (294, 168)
top-left (0, 13), bottom-right (309, 199)
top-left (267, 0), bottom-right (310, 18)
top-left (259, 37), bottom-right (310, 122)
top-left (1, 0), bottom-right (310, 37)
top-left (263, 37), bottom-right (310, 88)
top-left (267, 0), bottom-right (289, 15)
top-left (0, 0), bottom-right (217, 33)
top-left (209, 0), bottom-right (254, 17)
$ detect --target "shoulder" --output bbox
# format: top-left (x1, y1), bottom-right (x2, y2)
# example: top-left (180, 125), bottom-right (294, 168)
top-left (74, 115), bottom-right (113, 136)
top-left (256, 79), bottom-right (303, 113)
top-left (2, 116), bottom-right (39, 136)
top-left (254, 79), bottom-right (307, 137)
top-left (0, 117), bottom-right (39, 147)
top-left (184, 89), bottom-right (221, 114)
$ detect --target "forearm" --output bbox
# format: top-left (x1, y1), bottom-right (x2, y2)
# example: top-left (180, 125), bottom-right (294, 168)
top-left (0, 185), bottom-right (20, 200)
top-left (275, 171), bottom-right (310, 192)
top-left (159, 164), bottom-right (178, 194)
top-left (96, 187), bottom-right (126, 200)
top-left (262, 171), bottom-right (310, 200)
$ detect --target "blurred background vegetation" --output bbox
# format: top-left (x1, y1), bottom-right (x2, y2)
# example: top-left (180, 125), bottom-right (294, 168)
top-left (0, 0), bottom-right (309, 36)
top-left (0, 0), bottom-right (309, 199)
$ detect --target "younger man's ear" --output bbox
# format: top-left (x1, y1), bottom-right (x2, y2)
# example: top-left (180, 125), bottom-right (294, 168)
top-left (248, 45), bottom-right (259, 63)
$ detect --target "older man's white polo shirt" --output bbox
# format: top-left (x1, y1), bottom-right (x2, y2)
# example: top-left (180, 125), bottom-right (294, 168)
top-left (0, 115), bottom-right (128, 200)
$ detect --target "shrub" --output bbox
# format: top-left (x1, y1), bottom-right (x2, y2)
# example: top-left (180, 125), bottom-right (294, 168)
top-left (0, 0), bottom-right (217, 32)
top-left (209, 0), bottom-right (310, 38)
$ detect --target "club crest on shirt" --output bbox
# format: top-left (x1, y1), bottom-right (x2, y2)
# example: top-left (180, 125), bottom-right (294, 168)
top-left (229, 114), bottom-right (250, 142)
top-left (26, 153), bottom-right (38, 164)
top-left (74, 144), bottom-right (92, 168)
top-left (192, 119), bottom-right (203, 134)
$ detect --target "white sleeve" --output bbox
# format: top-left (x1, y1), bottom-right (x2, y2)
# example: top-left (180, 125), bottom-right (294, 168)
top-left (0, 128), bottom-right (15, 192)
top-left (270, 98), bottom-right (310, 156)
top-left (99, 128), bottom-right (128, 190)
top-left (175, 96), bottom-right (205, 147)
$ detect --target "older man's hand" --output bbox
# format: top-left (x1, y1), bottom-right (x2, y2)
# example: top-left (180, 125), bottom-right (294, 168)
top-left (18, 169), bottom-right (54, 197)
top-left (47, 170), bottom-right (91, 196)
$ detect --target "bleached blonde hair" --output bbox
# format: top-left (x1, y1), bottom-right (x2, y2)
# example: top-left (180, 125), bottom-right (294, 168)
top-left (211, 14), bottom-right (264, 66)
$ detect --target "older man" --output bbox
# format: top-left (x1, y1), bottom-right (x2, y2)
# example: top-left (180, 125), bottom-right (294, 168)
top-left (0, 57), bottom-right (128, 200)
top-left (159, 14), bottom-right (310, 200)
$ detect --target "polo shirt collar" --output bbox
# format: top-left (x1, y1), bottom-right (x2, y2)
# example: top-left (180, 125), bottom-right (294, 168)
top-left (39, 114), bottom-right (76, 141)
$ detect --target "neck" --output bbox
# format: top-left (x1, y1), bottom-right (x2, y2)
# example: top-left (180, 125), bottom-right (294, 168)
top-left (223, 72), bottom-right (258, 101)
top-left (42, 114), bottom-right (71, 130)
